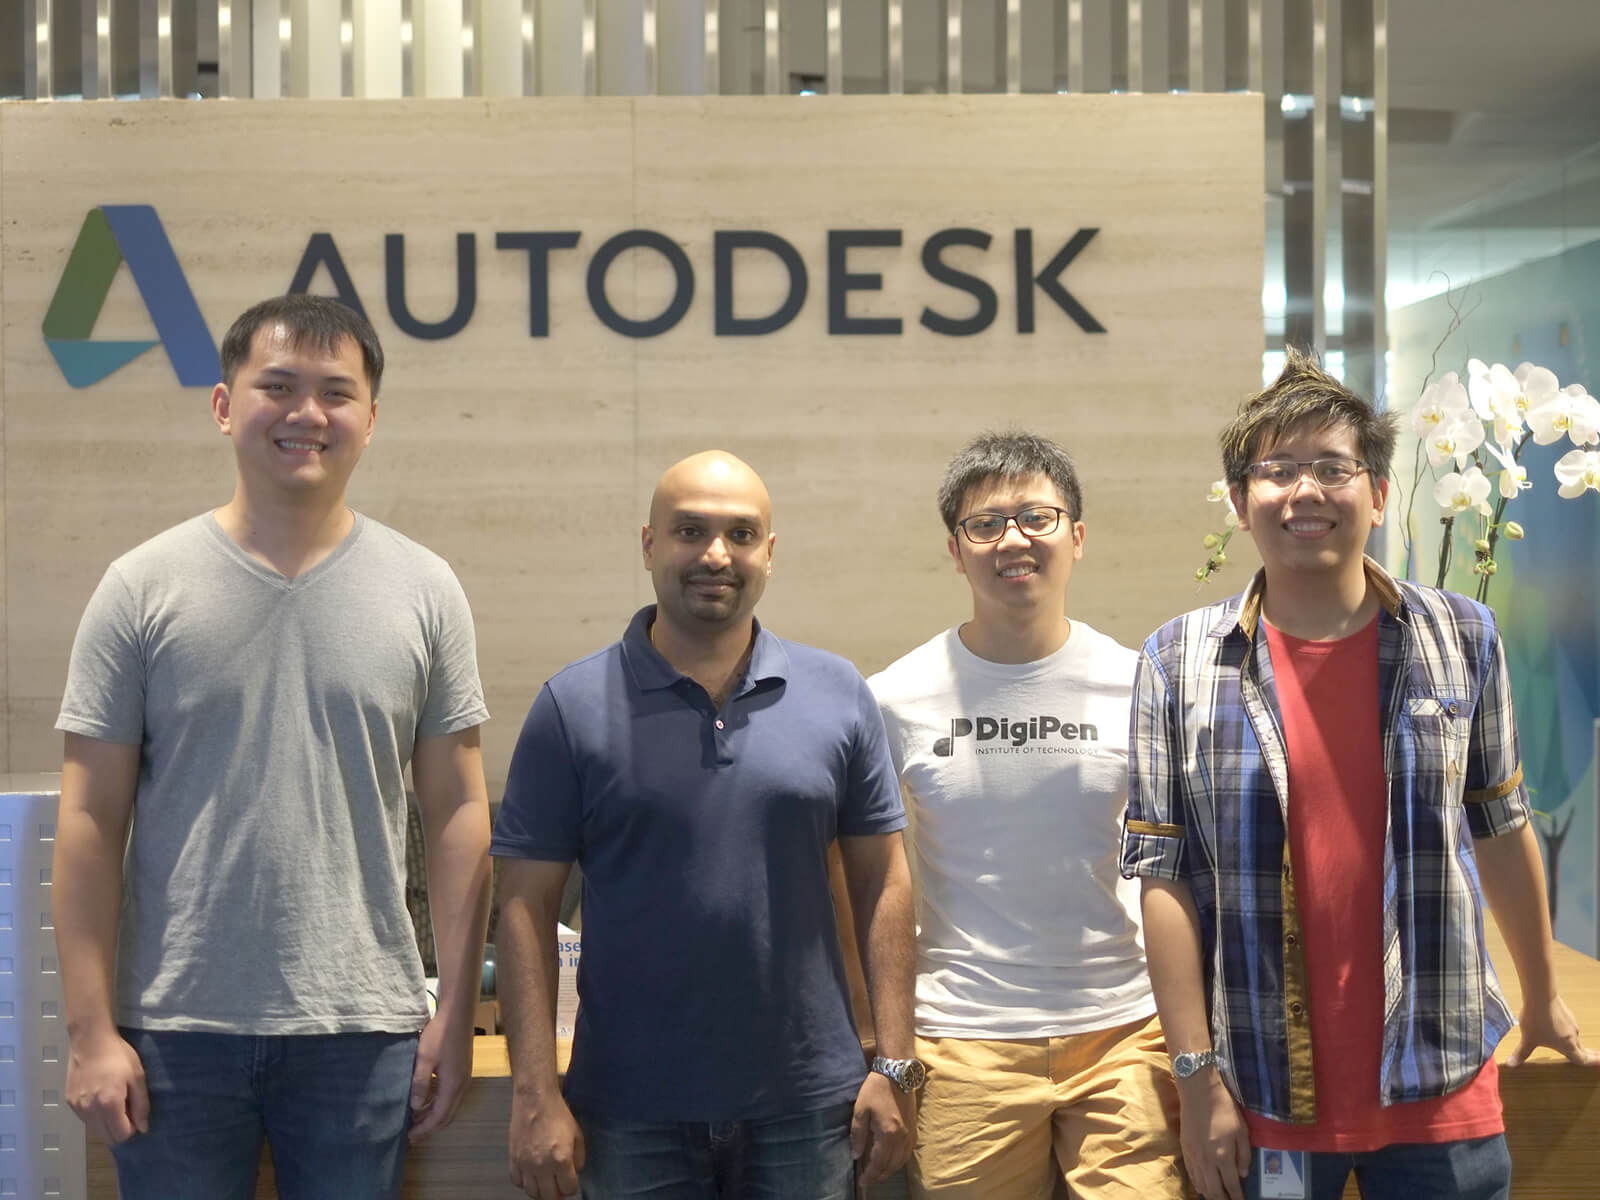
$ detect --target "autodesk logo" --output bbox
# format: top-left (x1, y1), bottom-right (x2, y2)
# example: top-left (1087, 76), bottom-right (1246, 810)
top-left (42, 205), bottom-right (220, 388)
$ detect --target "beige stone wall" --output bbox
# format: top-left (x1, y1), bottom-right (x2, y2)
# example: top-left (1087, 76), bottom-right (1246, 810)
top-left (0, 95), bottom-right (1262, 791)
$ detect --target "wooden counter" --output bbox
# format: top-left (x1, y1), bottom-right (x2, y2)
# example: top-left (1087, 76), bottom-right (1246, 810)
top-left (1434, 925), bottom-right (1600, 1199)
top-left (84, 925), bottom-right (1600, 1198)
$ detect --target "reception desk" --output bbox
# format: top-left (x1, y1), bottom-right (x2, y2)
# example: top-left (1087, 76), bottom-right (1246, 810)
top-left (82, 925), bottom-right (1600, 1199)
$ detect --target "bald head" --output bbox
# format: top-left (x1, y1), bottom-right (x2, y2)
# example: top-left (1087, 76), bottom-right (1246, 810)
top-left (648, 450), bottom-right (771, 530)
top-left (643, 450), bottom-right (776, 638)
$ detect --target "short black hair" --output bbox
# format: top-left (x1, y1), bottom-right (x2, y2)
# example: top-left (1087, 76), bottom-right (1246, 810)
top-left (937, 430), bottom-right (1084, 532)
top-left (219, 295), bottom-right (385, 396)
top-left (1219, 346), bottom-right (1396, 495)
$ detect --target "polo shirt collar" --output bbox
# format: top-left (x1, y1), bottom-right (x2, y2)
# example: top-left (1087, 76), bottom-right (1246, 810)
top-left (1212, 555), bottom-right (1407, 641)
top-left (620, 605), bottom-right (791, 693)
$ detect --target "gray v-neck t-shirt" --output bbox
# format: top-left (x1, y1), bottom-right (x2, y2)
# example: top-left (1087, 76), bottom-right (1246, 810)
top-left (58, 513), bottom-right (489, 1034)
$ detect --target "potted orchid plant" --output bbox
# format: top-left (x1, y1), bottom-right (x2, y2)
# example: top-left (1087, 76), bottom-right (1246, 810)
top-left (1408, 360), bottom-right (1600, 601)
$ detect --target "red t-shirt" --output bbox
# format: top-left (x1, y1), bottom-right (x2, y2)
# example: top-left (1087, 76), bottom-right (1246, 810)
top-left (1245, 615), bottom-right (1503, 1152)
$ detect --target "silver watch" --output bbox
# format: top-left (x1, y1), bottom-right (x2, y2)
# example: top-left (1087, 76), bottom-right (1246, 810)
top-left (1171, 1049), bottom-right (1217, 1079)
top-left (870, 1054), bottom-right (928, 1093)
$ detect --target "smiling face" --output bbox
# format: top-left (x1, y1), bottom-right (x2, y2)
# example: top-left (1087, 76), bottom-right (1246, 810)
top-left (948, 472), bottom-right (1084, 620)
top-left (211, 324), bottom-right (376, 503)
top-left (1231, 420), bottom-right (1388, 581)
top-left (642, 452), bottom-right (776, 638)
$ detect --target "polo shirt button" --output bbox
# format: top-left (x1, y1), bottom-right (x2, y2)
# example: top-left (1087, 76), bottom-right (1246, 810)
top-left (714, 719), bottom-right (725, 730)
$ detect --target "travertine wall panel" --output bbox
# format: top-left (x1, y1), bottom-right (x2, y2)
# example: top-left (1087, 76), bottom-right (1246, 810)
top-left (0, 96), bottom-right (1262, 789)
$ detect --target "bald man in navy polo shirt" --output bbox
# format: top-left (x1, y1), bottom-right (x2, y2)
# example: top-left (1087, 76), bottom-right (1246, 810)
top-left (493, 450), bottom-right (920, 1200)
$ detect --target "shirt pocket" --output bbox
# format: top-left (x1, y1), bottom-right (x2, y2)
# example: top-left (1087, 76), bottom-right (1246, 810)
top-left (1405, 694), bottom-right (1471, 803)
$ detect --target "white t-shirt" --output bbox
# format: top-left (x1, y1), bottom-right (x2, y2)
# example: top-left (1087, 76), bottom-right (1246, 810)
top-left (868, 622), bottom-right (1155, 1038)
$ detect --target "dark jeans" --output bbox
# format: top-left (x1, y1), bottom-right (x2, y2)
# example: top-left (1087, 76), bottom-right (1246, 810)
top-left (576, 1100), bottom-right (856, 1199)
top-left (110, 1028), bottom-right (419, 1200)
top-left (1245, 1134), bottom-right (1511, 1200)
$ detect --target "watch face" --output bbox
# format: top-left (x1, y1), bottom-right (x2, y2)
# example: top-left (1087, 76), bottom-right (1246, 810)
top-left (1174, 1051), bottom-right (1212, 1078)
top-left (902, 1059), bottom-right (927, 1091)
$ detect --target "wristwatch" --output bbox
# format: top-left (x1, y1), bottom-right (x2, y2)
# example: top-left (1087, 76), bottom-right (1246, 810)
top-left (1171, 1049), bottom-right (1217, 1079)
top-left (870, 1055), bottom-right (928, 1093)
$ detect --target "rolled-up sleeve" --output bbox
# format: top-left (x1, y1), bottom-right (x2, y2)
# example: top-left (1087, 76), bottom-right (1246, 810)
top-left (1462, 628), bottom-right (1530, 839)
top-left (1123, 644), bottom-right (1189, 880)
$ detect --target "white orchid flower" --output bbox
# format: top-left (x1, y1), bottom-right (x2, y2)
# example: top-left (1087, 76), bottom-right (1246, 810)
top-left (1412, 372), bottom-right (1470, 438)
top-left (1515, 361), bottom-right (1563, 409)
top-left (1207, 479), bottom-right (1229, 503)
top-left (1466, 360), bottom-right (1493, 417)
top-left (1527, 384), bottom-right (1600, 446)
top-left (1483, 439), bottom-right (1531, 499)
top-left (1434, 466), bottom-right (1493, 516)
top-left (1425, 410), bottom-right (1485, 468)
top-left (1465, 361), bottom-right (1532, 448)
top-left (1554, 449), bottom-right (1600, 498)
top-left (1223, 509), bottom-right (1240, 529)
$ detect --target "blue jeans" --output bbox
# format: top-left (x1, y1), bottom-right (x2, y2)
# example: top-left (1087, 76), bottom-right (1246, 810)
top-left (1245, 1134), bottom-right (1511, 1200)
top-left (110, 1028), bottom-right (419, 1200)
top-left (576, 1100), bottom-right (856, 1199)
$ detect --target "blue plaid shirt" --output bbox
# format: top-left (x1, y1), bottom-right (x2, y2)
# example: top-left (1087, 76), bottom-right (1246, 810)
top-left (1122, 558), bottom-right (1528, 1123)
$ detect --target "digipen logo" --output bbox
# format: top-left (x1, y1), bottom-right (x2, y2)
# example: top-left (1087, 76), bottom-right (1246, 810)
top-left (933, 719), bottom-right (976, 757)
top-left (42, 205), bottom-right (221, 388)
top-left (933, 716), bottom-right (1099, 755)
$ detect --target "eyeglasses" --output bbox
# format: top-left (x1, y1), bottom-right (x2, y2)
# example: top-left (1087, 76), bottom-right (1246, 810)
top-left (1246, 457), bottom-right (1371, 490)
top-left (957, 506), bottom-right (1071, 544)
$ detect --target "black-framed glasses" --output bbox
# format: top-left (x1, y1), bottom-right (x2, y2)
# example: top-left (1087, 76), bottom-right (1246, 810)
top-left (957, 506), bottom-right (1071, 544)
top-left (1246, 457), bottom-right (1371, 490)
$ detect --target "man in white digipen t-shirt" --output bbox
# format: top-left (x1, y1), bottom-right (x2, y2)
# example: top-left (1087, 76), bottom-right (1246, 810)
top-left (869, 431), bottom-right (1183, 1200)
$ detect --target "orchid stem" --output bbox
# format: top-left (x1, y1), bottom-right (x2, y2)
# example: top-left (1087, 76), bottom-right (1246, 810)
top-left (1436, 514), bottom-right (1455, 589)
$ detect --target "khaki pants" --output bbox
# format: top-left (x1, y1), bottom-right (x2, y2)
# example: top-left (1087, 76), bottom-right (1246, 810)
top-left (910, 1015), bottom-right (1186, 1200)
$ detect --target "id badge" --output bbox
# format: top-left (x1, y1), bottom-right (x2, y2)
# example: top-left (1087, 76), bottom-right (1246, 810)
top-left (1255, 1147), bottom-right (1307, 1199)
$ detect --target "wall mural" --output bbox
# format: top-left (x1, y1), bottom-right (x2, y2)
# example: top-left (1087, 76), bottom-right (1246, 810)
top-left (1391, 241), bottom-right (1600, 955)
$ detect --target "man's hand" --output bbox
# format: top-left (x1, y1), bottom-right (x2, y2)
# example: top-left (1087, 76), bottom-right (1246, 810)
top-left (1505, 994), bottom-right (1600, 1068)
top-left (1176, 1071), bottom-right (1251, 1200)
top-left (508, 1091), bottom-right (586, 1199)
top-left (65, 1030), bottom-right (149, 1146)
top-left (408, 1010), bottom-right (475, 1141)
top-left (849, 1070), bottom-right (914, 1188)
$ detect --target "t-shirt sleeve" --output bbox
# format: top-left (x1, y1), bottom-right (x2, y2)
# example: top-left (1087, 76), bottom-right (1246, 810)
top-left (491, 684), bottom-right (583, 861)
top-left (418, 567), bottom-right (490, 738)
top-left (865, 671), bottom-right (909, 779)
top-left (1462, 623), bottom-right (1530, 838)
top-left (56, 566), bottom-right (145, 745)
top-left (1121, 644), bottom-right (1189, 880)
top-left (840, 674), bottom-right (909, 837)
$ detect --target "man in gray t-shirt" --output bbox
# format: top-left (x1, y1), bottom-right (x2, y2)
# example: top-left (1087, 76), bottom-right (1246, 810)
top-left (53, 295), bottom-right (493, 1200)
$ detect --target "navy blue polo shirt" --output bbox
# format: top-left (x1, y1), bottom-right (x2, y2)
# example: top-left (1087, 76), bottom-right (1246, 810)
top-left (491, 606), bottom-right (907, 1121)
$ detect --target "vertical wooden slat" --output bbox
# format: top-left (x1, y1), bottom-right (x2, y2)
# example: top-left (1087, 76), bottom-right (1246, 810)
top-left (886, 0), bottom-right (902, 93)
top-left (523, 0), bottom-right (537, 93)
top-left (643, 0), bottom-right (658, 94)
top-left (1188, 0), bottom-right (1203, 89)
top-left (826, 0), bottom-right (841, 93)
top-left (1067, 0), bottom-right (1084, 91)
top-left (1005, 0), bottom-right (1021, 93)
top-left (763, 0), bottom-right (778, 93)
top-left (583, 0), bottom-right (597, 93)
top-left (30, 0), bottom-right (55, 98)
top-left (946, 0), bottom-right (962, 93)
top-left (1127, 0), bottom-right (1142, 91)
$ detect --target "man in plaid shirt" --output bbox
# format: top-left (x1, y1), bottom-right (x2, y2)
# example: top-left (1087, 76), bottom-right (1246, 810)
top-left (1122, 350), bottom-right (1598, 1200)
